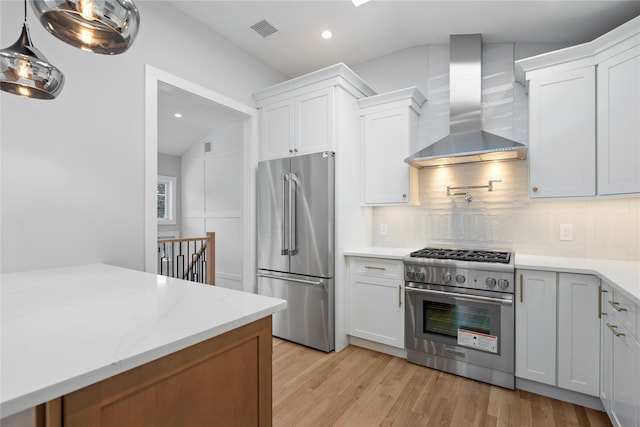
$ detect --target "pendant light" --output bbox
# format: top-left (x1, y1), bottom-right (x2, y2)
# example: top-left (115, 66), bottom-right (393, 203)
top-left (0, 0), bottom-right (64, 99)
top-left (30, 0), bottom-right (140, 55)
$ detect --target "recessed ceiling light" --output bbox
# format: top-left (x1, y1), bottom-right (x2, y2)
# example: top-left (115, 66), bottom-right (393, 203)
top-left (321, 30), bottom-right (333, 39)
top-left (174, 113), bottom-right (182, 118)
top-left (351, 0), bottom-right (371, 6)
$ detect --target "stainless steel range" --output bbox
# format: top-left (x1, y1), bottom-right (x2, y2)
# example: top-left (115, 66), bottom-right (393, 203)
top-left (404, 248), bottom-right (515, 389)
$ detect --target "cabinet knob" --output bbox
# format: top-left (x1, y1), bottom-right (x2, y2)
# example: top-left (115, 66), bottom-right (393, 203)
top-left (293, 148), bottom-right (298, 153)
top-left (402, 194), bottom-right (407, 199)
top-left (289, 149), bottom-right (293, 153)
top-left (532, 187), bottom-right (538, 193)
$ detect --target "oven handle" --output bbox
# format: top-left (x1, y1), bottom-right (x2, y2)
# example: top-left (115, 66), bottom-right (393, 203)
top-left (405, 286), bottom-right (513, 306)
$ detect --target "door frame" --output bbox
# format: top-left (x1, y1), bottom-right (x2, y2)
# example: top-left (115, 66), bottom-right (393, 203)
top-left (144, 65), bottom-right (258, 293)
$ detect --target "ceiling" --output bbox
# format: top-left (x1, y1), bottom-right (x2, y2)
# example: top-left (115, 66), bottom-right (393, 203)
top-left (158, 0), bottom-right (640, 156)
top-left (168, 0), bottom-right (640, 78)
top-left (157, 82), bottom-right (246, 156)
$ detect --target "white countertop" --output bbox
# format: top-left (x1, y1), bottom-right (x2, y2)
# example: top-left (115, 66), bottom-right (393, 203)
top-left (344, 247), bottom-right (417, 260)
top-left (343, 247), bottom-right (639, 304)
top-left (0, 264), bottom-right (286, 418)
top-left (516, 254), bottom-right (640, 304)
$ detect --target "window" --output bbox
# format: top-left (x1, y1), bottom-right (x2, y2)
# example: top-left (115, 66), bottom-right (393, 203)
top-left (157, 175), bottom-right (176, 224)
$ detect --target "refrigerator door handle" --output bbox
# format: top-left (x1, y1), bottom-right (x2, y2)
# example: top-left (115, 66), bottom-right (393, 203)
top-left (281, 173), bottom-right (289, 256)
top-left (257, 272), bottom-right (326, 290)
top-left (289, 172), bottom-right (298, 255)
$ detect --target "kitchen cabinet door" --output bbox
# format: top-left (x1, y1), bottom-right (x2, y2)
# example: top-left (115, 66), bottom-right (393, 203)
top-left (295, 87), bottom-right (334, 157)
top-left (597, 43), bottom-right (640, 196)
top-left (259, 98), bottom-right (294, 161)
top-left (348, 258), bottom-right (404, 348)
top-left (609, 322), bottom-right (638, 427)
top-left (527, 66), bottom-right (596, 198)
top-left (557, 273), bottom-right (600, 396)
top-left (359, 88), bottom-right (424, 206)
top-left (515, 270), bottom-right (557, 385)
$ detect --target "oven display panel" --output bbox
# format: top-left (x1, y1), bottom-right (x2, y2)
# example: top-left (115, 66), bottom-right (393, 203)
top-left (422, 301), bottom-right (499, 353)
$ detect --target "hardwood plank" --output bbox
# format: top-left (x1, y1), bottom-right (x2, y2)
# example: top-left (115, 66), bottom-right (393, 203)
top-left (273, 338), bottom-right (612, 427)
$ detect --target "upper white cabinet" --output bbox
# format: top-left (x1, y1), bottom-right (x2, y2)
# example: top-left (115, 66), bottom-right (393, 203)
top-left (254, 64), bottom-right (375, 161)
top-left (527, 66), bottom-right (596, 198)
top-left (596, 42), bottom-right (640, 196)
top-left (358, 87), bottom-right (426, 205)
top-left (517, 16), bottom-right (640, 199)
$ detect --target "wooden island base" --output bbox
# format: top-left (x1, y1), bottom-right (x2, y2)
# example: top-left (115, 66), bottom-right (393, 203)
top-left (39, 317), bottom-right (273, 427)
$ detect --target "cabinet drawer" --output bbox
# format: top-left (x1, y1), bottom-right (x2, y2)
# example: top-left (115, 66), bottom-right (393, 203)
top-left (606, 289), bottom-right (637, 340)
top-left (349, 257), bottom-right (403, 280)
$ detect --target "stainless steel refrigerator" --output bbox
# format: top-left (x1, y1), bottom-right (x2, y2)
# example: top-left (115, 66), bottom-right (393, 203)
top-left (257, 151), bottom-right (335, 352)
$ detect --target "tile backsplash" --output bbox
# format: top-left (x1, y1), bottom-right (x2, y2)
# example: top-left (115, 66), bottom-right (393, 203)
top-left (372, 161), bottom-right (640, 261)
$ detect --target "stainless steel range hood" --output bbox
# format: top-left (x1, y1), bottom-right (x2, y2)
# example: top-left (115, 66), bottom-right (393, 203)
top-left (405, 34), bottom-right (527, 168)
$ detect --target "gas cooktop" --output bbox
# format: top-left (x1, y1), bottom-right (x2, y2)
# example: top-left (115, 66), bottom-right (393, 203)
top-left (408, 248), bottom-right (511, 264)
top-left (404, 247), bottom-right (515, 291)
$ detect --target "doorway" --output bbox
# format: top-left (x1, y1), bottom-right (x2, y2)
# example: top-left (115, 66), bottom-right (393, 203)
top-left (144, 65), bottom-right (258, 293)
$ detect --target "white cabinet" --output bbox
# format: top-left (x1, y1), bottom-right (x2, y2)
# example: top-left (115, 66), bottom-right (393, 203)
top-left (259, 99), bottom-right (293, 160)
top-left (526, 66), bottom-right (596, 198)
top-left (358, 87), bottom-right (425, 205)
top-left (515, 270), bottom-right (557, 385)
top-left (348, 257), bottom-right (404, 348)
top-left (557, 273), bottom-right (601, 396)
top-left (516, 270), bottom-right (600, 396)
top-left (602, 286), bottom-right (639, 427)
top-left (258, 87), bottom-right (334, 161)
top-left (597, 42), bottom-right (640, 196)
top-left (516, 16), bottom-right (640, 199)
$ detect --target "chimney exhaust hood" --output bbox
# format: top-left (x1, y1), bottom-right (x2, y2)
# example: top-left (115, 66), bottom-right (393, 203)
top-left (405, 34), bottom-right (527, 168)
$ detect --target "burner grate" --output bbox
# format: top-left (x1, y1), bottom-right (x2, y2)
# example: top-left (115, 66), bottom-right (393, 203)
top-left (409, 248), bottom-right (511, 264)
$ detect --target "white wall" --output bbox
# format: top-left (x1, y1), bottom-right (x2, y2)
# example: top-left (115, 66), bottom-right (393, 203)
top-left (0, 1), bottom-right (286, 273)
top-left (181, 123), bottom-right (244, 290)
top-left (158, 153), bottom-right (181, 237)
top-left (352, 41), bottom-right (640, 261)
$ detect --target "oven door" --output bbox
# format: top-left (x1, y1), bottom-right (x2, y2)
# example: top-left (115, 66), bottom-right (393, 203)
top-left (405, 283), bottom-right (514, 374)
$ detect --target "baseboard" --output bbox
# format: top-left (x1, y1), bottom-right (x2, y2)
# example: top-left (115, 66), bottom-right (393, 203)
top-left (348, 336), bottom-right (407, 359)
top-left (516, 377), bottom-right (605, 411)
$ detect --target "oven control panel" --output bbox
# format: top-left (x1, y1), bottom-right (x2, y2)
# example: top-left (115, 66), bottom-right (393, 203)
top-left (404, 264), bottom-right (514, 293)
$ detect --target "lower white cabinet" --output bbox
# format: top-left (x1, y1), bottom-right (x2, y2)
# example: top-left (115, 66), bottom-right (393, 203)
top-left (515, 270), bottom-right (557, 385)
top-left (557, 273), bottom-right (601, 396)
top-left (348, 257), bottom-right (404, 348)
top-left (601, 283), bottom-right (639, 427)
top-left (516, 270), bottom-right (600, 396)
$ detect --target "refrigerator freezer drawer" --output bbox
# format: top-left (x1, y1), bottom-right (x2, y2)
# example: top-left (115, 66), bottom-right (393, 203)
top-left (257, 271), bottom-right (334, 352)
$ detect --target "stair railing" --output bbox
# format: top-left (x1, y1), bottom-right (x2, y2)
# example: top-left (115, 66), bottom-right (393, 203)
top-left (157, 232), bottom-right (215, 285)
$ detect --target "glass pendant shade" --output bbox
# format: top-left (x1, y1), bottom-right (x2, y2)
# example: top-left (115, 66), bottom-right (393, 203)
top-left (30, 0), bottom-right (140, 55)
top-left (1, 23), bottom-right (65, 99)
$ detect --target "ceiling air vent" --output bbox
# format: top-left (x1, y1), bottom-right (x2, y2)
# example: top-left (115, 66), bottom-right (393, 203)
top-left (250, 19), bottom-right (278, 38)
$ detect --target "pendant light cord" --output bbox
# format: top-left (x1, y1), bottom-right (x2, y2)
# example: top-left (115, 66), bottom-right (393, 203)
top-left (23, 0), bottom-right (27, 23)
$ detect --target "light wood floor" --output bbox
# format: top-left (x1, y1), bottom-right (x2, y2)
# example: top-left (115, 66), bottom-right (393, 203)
top-left (272, 338), bottom-right (612, 427)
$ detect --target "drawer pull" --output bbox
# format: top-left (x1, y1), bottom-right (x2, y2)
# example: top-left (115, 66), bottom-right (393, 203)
top-left (398, 285), bottom-right (402, 308)
top-left (364, 266), bottom-right (386, 271)
top-left (606, 323), bottom-right (626, 337)
top-left (608, 300), bottom-right (627, 312)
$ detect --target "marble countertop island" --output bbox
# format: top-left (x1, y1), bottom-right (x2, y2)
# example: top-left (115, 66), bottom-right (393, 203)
top-left (1, 264), bottom-right (286, 418)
